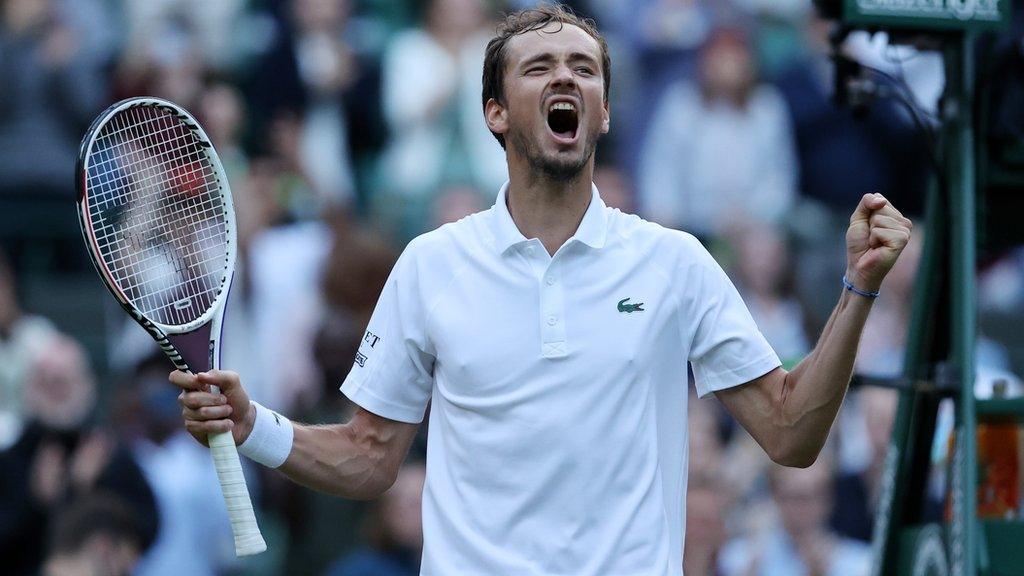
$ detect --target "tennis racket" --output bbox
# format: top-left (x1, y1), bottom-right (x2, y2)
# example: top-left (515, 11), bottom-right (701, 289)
top-left (76, 97), bottom-right (266, 556)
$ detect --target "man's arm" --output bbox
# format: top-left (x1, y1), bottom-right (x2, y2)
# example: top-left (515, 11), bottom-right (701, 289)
top-left (716, 193), bottom-right (912, 468)
top-left (281, 408), bottom-right (420, 499)
top-left (172, 370), bottom-right (420, 500)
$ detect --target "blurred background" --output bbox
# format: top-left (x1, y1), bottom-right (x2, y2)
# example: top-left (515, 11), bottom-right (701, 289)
top-left (0, 0), bottom-right (1022, 575)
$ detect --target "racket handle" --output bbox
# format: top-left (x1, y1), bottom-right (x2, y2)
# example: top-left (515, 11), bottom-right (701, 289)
top-left (207, 430), bottom-right (267, 556)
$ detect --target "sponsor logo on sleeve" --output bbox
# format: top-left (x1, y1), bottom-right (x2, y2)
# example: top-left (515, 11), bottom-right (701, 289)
top-left (362, 331), bottom-right (381, 348)
top-left (354, 330), bottom-right (381, 368)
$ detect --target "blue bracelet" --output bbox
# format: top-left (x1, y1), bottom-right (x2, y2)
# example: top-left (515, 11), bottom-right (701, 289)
top-left (843, 276), bottom-right (880, 299)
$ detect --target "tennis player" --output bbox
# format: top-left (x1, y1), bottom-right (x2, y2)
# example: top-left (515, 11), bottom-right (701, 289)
top-left (171, 6), bottom-right (913, 575)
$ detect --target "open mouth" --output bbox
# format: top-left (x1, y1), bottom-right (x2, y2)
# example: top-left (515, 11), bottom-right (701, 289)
top-left (547, 102), bottom-right (579, 143)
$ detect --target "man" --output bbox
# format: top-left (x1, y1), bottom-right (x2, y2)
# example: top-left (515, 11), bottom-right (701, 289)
top-left (718, 455), bottom-right (872, 576)
top-left (172, 6), bottom-right (913, 576)
top-left (41, 494), bottom-right (146, 576)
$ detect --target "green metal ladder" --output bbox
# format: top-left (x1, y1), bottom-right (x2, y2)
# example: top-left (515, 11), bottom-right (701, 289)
top-left (872, 32), bottom-right (1024, 576)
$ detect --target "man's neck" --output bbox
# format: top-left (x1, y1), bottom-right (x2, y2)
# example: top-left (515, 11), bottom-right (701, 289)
top-left (506, 167), bottom-right (593, 256)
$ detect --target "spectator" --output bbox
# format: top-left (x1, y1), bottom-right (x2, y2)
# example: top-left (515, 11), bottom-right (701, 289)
top-left (377, 0), bottom-right (506, 237)
top-left (112, 2), bottom-right (209, 114)
top-left (0, 250), bottom-right (58, 448)
top-left (0, 337), bottom-right (157, 576)
top-left (431, 184), bottom-right (488, 228)
top-left (719, 453), bottom-right (872, 576)
top-left (685, 395), bottom-right (729, 576)
top-left (197, 81), bottom-right (249, 183)
top-left (772, 14), bottom-right (929, 217)
top-left (831, 386), bottom-right (898, 542)
top-left (276, 217), bottom-right (399, 574)
top-left (119, 0), bottom-right (247, 73)
top-left (121, 354), bottom-right (241, 576)
top-left (729, 224), bottom-right (810, 368)
top-left (777, 14), bottom-right (930, 332)
top-left (593, 164), bottom-right (634, 213)
top-left (248, 0), bottom-right (383, 213)
top-left (245, 207), bottom-right (334, 411)
top-left (324, 461), bottom-right (426, 576)
top-left (685, 471), bottom-right (729, 576)
top-left (0, 0), bottom-right (105, 197)
top-left (41, 494), bottom-right (146, 576)
top-left (638, 25), bottom-right (797, 238)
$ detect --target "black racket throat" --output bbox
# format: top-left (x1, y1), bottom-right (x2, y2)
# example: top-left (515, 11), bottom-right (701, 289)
top-left (167, 324), bottom-right (215, 373)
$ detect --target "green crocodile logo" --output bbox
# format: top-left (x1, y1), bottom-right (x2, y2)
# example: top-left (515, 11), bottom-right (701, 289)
top-left (617, 297), bottom-right (644, 313)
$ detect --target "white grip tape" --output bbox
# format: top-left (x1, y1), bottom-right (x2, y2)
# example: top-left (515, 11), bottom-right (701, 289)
top-left (207, 429), bottom-right (267, 556)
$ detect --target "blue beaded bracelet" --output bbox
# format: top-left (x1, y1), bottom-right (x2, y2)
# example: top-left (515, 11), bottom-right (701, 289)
top-left (843, 276), bottom-right (880, 299)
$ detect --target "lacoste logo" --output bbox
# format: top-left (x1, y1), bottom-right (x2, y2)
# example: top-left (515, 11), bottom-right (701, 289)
top-left (617, 297), bottom-right (644, 313)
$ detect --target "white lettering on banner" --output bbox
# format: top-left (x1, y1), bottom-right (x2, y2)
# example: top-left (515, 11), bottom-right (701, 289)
top-left (856, 0), bottom-right (1000, 20)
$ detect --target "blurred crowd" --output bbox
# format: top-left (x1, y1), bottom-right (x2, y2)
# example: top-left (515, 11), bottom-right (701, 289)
top-left (1, 0), bottom-right (1023, 575)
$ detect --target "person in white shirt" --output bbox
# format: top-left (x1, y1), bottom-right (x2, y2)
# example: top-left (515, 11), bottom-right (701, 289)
top-left (638, 26), bottom-right (797, 238)
top-left (718, 454), bottom-right (872, 576)
top-left (170, 6), bottom-right (913, 576)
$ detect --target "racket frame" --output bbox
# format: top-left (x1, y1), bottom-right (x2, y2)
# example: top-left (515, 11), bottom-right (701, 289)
top-left (75, 97), bottom-right (265, 556)
top-left (76, 97), bottom-right (237, 348)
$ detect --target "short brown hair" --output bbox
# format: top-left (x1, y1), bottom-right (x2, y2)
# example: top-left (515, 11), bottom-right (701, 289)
top-left (481, 4), bottom-right (611, 149)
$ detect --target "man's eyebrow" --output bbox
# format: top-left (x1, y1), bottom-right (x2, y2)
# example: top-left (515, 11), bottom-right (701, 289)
top-left (568, 52), bottom-right (600, 66)
top-left (519, 51), bottom-right (600, 70)
top-left (519, 53), bottom-right (556, 69)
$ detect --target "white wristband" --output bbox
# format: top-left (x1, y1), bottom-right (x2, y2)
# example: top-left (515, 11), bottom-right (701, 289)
top-left (237, 401), bottom-right (293, 469)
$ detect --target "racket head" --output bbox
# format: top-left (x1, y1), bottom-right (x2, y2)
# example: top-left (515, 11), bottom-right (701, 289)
top-left (76, 97), bottom-right (237, 337)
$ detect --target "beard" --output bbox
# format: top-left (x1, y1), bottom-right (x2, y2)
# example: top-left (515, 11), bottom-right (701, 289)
top-left (507, 122), bottom-right (601, 184)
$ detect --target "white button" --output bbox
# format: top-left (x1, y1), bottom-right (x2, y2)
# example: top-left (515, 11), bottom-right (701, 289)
top-left (525, 246), bottom-right (535, 255)
top-left (547, 316), bottom-right (557, 326)
top-left (546, 276), bottom-right (555, 286)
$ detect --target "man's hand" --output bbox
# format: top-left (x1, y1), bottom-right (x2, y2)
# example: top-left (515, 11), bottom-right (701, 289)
top-left (169, 370), bottom-right (255, 447)
top-left (846, 193), bottom-right (913, 293)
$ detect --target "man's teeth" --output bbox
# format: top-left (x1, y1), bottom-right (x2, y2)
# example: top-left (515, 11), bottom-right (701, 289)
top-left (549, 102), bottom-right (576, 112)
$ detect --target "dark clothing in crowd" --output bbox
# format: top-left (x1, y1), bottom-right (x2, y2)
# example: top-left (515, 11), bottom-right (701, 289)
top-left (830, 472), bottom-right (873, 542)
top-left (0, 423), bottom-right (158, 576)
top-left (0, 22), bottom-right (103, 197)
top-left (774, 58), bottom-right (930, 217)
top-left (324, 546), bottom-right (420, 576)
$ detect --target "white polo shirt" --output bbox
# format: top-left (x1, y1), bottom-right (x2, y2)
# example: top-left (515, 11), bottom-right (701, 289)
top-left (341, 183), bottom-right (780, 576)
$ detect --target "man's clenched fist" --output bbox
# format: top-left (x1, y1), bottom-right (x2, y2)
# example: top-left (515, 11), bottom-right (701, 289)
top-left (846, 193), bottom-right (913, 293)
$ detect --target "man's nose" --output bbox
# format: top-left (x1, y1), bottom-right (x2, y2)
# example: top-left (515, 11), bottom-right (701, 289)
top-left (550, 63), bottom-right (576, 89)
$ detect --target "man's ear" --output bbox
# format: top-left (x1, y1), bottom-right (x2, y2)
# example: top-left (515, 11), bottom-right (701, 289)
top-left (601, 99), bottom-right (610, 134)
top-left (485, 98), bottom-right (508, 138)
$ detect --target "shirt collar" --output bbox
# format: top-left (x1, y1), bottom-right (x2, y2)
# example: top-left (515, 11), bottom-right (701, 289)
top-left (490, 181), bottom-right (608, 254)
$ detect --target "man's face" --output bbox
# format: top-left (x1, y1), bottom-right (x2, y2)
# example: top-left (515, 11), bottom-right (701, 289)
top-left (487, 23), bottom-right (609, 182)
top-left (771, 465), bottom-right (833, 537)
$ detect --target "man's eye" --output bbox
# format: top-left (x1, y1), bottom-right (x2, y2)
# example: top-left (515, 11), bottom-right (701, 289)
top-left (576, 67), bottom-right (594, 75)
top-left (527, 67), bottom-right (546, 74)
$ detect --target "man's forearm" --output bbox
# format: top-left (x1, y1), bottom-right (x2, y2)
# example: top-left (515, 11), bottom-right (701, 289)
top-left (775, 288), bottom-right (874, 465)
top-left (274, 409), bottom-right (418, 500)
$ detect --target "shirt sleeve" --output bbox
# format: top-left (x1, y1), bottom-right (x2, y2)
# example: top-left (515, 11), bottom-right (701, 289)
top-left (340, 240), bottom-right (435, 423)
top-left (686, 245), bottom-right (781, 398)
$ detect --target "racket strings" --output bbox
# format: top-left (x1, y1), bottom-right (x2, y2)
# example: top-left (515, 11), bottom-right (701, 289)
top-left (85, 105), bottom-right (229, 327)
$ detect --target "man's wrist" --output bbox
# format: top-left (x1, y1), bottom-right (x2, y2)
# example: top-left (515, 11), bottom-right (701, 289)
top-left (237, 403), bottom-right (257, 445)
top-left (843, 275), bottom-right (880, 299)
top-left (844, 269), bottom-right (881, 293)
top-left (237, 402), bottom-right (294, 468)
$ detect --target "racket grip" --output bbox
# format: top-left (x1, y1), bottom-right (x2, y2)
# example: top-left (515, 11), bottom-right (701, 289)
top-left (207, 430), bottom-right (267, 556)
